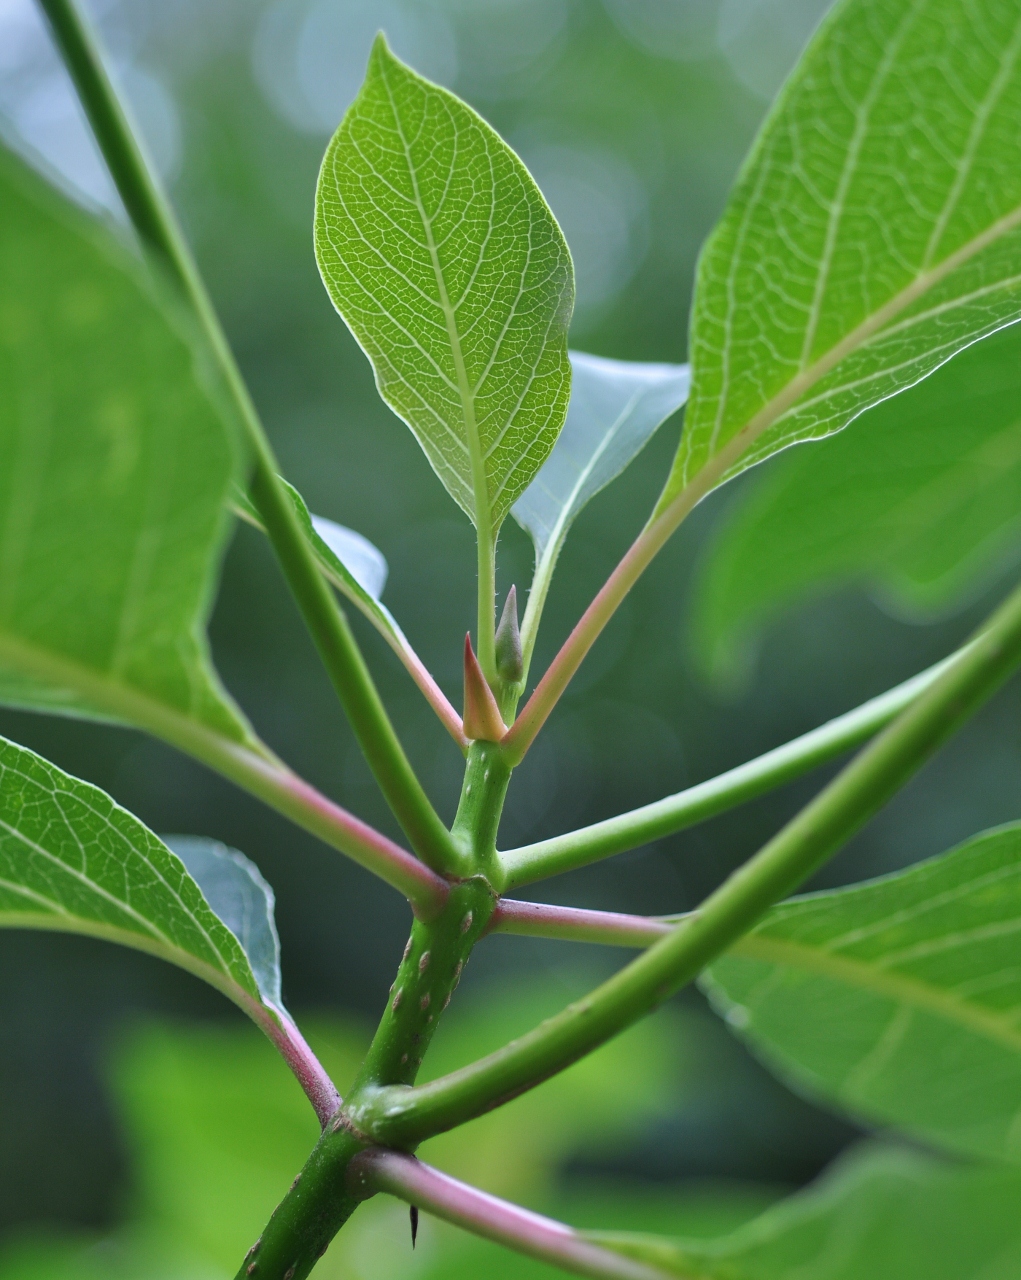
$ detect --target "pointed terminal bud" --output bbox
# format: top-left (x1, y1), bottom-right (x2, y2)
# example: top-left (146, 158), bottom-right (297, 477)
top-left (463, 634), bottom-right (507, 741)
top-left (494, 585), bottom-right (523, 683)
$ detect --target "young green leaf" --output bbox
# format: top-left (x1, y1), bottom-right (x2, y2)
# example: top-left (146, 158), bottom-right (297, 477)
top-left (0, 735), bottom-right (268, 1017)
top-left (656, 0), bottom-right (1021, 521)
top-left (593, 1143), bottom-right (1021, 1280)
top-left (703, 823), bottom-right (1021, 1164)
top-left (692, 324), bottom-right (1021, 688)
top-left (314, 35), bottom-right (574, 534)
top-left (0, 144), bottom-right (262, 754)
top-left (513, 351), bottom-right (690, 671)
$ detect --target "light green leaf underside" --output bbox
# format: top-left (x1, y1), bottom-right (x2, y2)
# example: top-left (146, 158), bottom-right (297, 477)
top-left (0, 144), bottom-right (259, 750)
top-left (513, 349), bottom-right (690, 564)
top-left (691, 324), bottom-right (1021, 688)
top-left (659, 0), bottom-right (1021, 514)
top-left (593, 1143), bottom-right (1021, 1280)
top-left (164, 836), bottom-right (283, 1011)
top-left (704, 823), bottom-right (1021, 1163)
top-left (314, 35), bottom-right (574, 530)
top-left (0, 733), bottom-right (266, 1017)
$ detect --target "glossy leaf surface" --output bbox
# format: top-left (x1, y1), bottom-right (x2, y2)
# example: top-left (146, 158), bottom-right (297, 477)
top-left (0, 734), bottom-right (267, 1018)
top-left (706, 824), bottom-right (1021, 1162)
top-left (692, 324), bottom-right (1021, 686)
top-left (315, 36), bottom-right (574, 532)
top-left (594, 1144), bottom-right (1021, 1280)
top-left (0, 145), bottom-right (257, 749)
top-left (658, 0), bottom-right (1021, 515)
top-left (513, 351), bottom-right (690, 562)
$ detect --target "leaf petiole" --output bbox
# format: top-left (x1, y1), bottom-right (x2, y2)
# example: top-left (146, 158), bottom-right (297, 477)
top-left (500, 642), bottom-right (971, 887)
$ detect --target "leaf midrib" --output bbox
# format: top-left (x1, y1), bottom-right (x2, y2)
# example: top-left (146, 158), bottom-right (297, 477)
top-left (733, 932), bottom-right (1021, 1056)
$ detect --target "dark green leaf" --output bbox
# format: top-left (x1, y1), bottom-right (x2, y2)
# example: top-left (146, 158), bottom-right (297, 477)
top-left (314, 35), bottom-right (574, 534)
top-left (704, 823), bottom-right (1021, 1162)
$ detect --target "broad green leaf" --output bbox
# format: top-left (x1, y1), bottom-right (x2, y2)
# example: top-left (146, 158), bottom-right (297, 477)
top-left (657, 0), bottom-right (1021, 517)
top-left (691, 325), bottom-right (1021, 687)
top-left (512, 351), bottom-right (689, 659)
top-left (314, 35), bottom-right (574, 533)
top-left (593, 1143), bottom-right (1021, 1280)
top-left (703, 823), bottom-right (1021, 1163)
top-left (0, 144), bottom-right (261, 753)
top-left (0, 734), bottom-right (274, 1022)
top-left (164, 836), bottom-right (283, 1011)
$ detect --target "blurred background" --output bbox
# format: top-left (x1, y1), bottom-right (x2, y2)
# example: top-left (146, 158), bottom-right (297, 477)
top-left (2, 0), bottom-right (1021, 1275)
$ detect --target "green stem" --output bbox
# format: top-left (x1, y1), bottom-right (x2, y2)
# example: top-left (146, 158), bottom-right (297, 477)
top-left (234, 882), bottom-right (497, 1280)
top-left (349, 1149), bottom-right (669, 1280)
top-left (500, 644), bottom-right (967, 888)
top-left (477, 528), bottom-right (498, 686)
top-left (349, 577), bottom-right (1021, 1146)
top-left (37, 0), bottom-right (461, 879)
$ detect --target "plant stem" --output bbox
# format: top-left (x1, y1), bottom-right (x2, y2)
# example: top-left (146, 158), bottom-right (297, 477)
top-left (350, 576), bottom-right (1021, 1145)
top-left (258, 1007), bottom-right (342, 1128)
top-left (501, 504), bottom-right (678, 765)
top-left (36, 0), bottom-right (462, 878)
top-left (235, 877), bottom-right (498, 1280)
top-left (477, 528), bottom-right (498, 686)
top-left (490, 900), bottom-right (679, 948)
top-left (232, 501), bottom-right (468, 750)
top-left (500, 645), bottom-right (966, 888)
top-left (348, 1149), bottom-right (670, 1280)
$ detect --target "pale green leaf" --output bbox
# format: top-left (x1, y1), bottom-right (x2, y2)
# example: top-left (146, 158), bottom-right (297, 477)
top-left (658, 0), bottom-right (1021, 517)
top-left (593, 1143), bottom-right (1021, 1280)
top-left (513, 351), bottom-right (689, 660)
top-left (703, 823), bottom-right (1021, 1163)
top-left (0, 144), bottom-right (261, 753)
top-left (314, 35), bottom-right (574, 533)
top-left (0, 733), bottom-right (272, 1021)
top-left (691, 324), bottom-right (1021, 688)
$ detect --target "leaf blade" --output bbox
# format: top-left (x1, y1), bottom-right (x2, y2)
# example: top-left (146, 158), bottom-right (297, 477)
top-left (703, 823), bottom-right (1021, 1163)
top-left (592, 1143), bottom-right (1021, 1280)
top-left (658, 0), bottom-right (1021, 515)
top-left (314, 35), bottom-right (574, 532)
top-left (512, 350), bottom-right (689, 671)
top-left (0, 733), bottom-right (263, 1014)
top-left (514, 351), bottom-right (690, 563)
top-left (0, 143), bottom-right (260, 752)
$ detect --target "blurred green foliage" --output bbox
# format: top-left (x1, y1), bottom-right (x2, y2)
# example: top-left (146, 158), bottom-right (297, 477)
top-left (0, 977), bottom-right (782, 1278)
